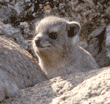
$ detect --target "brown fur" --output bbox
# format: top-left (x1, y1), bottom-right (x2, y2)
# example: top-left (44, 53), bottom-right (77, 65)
top-left (32, 16), bottom-right (99, 79)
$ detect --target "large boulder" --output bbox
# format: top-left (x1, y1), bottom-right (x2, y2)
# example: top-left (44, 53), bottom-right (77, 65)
top-left (1, 67), bottom-right (110, 104)
top-left (0, 36), bottom-right (47, 102)
top-left (87, 23), bottom-right (110, 67)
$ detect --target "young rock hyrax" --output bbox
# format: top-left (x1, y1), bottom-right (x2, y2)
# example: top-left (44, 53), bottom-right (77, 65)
top-left (32, 16), bottom-right (99, 79)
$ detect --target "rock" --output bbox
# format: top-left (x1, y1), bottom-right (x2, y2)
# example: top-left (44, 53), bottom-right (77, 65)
top-left (0, 22), bottom-right (20, 37)
top-left (87, 24), bottom-right (110, 67)
top-left (2, 67), bottom-right (110, 104)
top-left (0, 25), bottom-right (6, 35)
top-left (14, 1), bottom-right (25, 15)
top-left (0, 36), bottom-right (47, 102)
top-left (0, 21), bottom-right (29, 50)
top-left (0, 6), bottom-right (12, 22)
top-left (12, 32), bottom-right (29, 50)
top-left (105, 24), bottom-right (110, 58)
top-left (53, 67), bottom-right (110, 104)
top-left (5, 0), bottom-right (10, 3)
top-left (88, 24), bottom-right (107, 39)
top-left (0, 0), bottom-right (4, 3)
top-left (25, 0), bottom-right (31, 3)
top-left (0, 1), bottom-right (110, 103)
top-left (19, 22), bottom-right (30, 38)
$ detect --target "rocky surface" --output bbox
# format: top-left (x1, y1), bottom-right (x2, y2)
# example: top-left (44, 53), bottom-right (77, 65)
top-left (1, 67), bottom-right (110, 104)
top-left (106, 24), bottom-right (110, 58)
top-left (87, 24), bottom-right (110, 67)
top-left (0, 0), bottom-right (110, 103)
top-left (0, 36), bottom-right (47, 102)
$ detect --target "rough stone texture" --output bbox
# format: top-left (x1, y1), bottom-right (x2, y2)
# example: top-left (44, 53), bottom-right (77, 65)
top-left (0, 0), bottom-right (110, 103)
top-left (0, 21), bottom-right (20, 37)
top-left (19, 22), bottom-right (30, 37)
top-left (0, 21), bottom-right (29, 50)
top-left (14, 1), bottom-right (25, 15)
top-left (13, 33), bottom-right (29, 50)
top-left (1, 67), bottom-right (110, 104)
top-left (106, 24), bottom-right (110, 58)
top-left (0, 36), bottom-right (47, 102)
top-left (0, 6), bottom-right (12, 22)
top-left (87, 24), bottom-right (110, 67)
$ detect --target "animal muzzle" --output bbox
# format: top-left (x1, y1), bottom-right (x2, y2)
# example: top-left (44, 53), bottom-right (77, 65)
top-left (35, 38), bottom-right (51, 48)
top-left (35, 38), bottom-right (44, 48)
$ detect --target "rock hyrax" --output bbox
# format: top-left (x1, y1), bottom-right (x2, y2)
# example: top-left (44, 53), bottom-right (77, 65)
top-left (32, 16), bottom-right (99, 79)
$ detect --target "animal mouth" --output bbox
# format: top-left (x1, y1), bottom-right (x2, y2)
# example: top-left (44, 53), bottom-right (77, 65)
top-left (35, 39), bottom-right (51, 49)
top-left (36, 45), bottom-right (51, 49)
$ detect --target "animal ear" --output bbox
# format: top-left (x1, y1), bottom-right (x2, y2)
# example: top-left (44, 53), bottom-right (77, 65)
top-left (67, 21), bottom-right (81, 38)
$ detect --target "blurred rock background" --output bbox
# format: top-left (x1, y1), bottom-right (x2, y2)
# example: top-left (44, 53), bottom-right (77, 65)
top-left (0, 0), bottom-right (110, 67)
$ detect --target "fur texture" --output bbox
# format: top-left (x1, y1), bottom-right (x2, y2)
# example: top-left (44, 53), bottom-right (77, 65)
top-left (33, 16), bottom-right (99, 78)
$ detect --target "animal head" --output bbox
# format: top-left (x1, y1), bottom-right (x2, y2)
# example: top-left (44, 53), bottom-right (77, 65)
top-left (33, 16), bottom-right (81, 57)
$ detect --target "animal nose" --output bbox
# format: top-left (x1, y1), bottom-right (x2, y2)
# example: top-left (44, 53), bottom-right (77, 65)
top-left (35, 39), bottom-right (42, 47)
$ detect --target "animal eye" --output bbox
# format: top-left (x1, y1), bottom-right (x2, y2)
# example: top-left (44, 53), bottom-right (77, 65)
top-left (49, 32), bottom-right (58, 40)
